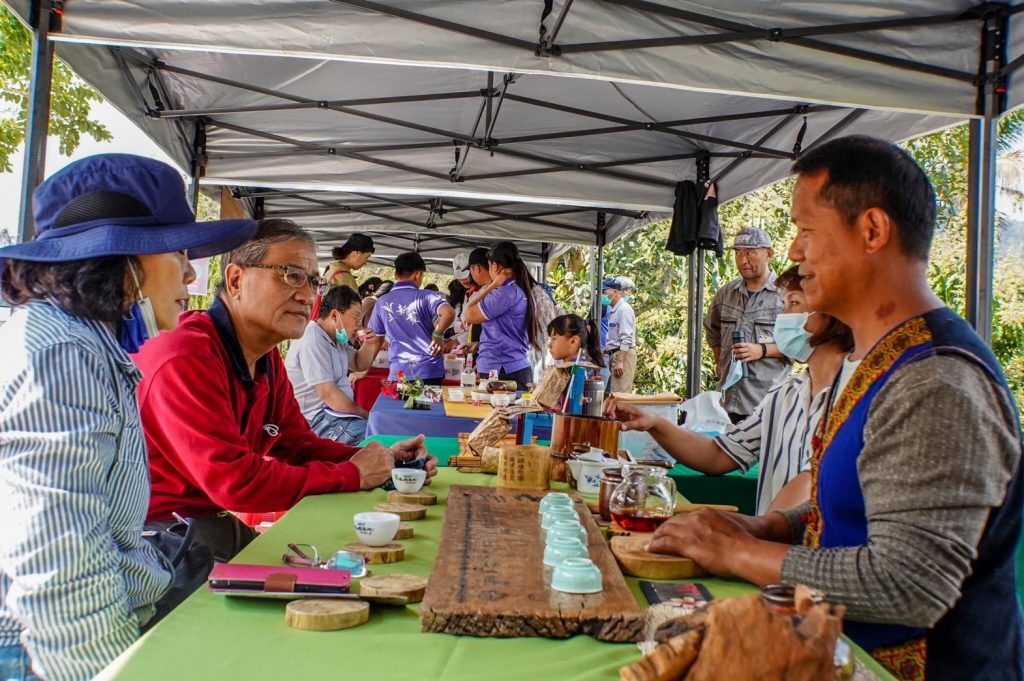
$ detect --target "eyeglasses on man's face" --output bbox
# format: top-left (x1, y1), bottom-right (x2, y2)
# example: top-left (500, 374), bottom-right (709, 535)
top-left (240, 263), bottom-right (329, 295)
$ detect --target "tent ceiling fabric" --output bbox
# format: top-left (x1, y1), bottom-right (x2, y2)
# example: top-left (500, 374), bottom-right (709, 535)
top-left (15, 0), bottom-right (1023, 116)
top-left (245, 188), bottom-right (636, 262)
top-left (3, 1), bottom-right (1019, 253)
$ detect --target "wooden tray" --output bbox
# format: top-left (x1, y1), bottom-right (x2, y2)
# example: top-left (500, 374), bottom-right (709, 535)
top-left (610, 535), bottom-right (707, 579)
top-left (420, 485), bottom-right (644, 642)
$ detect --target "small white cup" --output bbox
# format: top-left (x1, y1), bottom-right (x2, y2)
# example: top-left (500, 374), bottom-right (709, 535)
top-left (490, 393), bottom-right (512, 408)
top-left (353, 511), bottom-right (401, 547)
top-left (392, 467), bottom-right (427, 493)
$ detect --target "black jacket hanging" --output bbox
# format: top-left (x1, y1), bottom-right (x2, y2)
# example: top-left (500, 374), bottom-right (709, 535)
top-left (666, 180), bottom-right (699, 256)
top-left (697, 181), bottom-right (724, 258)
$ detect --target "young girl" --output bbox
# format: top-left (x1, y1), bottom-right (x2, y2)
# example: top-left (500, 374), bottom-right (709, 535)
top-left (546, 314), bottom-right (604, 367)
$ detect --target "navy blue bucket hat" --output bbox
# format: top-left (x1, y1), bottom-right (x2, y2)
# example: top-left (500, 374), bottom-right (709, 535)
top-left (0, 154), bottom-right (259, 267)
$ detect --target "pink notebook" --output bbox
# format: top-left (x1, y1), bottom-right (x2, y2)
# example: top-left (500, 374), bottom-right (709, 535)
top-left (208, 563), bottom-right (350, 594)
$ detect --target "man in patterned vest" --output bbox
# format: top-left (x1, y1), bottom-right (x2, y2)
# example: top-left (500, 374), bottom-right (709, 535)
top-left (648, 135), bottom-right (1023, 681)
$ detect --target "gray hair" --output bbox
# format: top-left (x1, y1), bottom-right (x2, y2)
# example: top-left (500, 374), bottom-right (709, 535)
top-left (216, 218), bottom-right (315, 294)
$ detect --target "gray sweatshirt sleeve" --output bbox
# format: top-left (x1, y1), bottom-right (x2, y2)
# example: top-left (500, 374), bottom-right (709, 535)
top-left (780, 354), bottom-right (1019, 627)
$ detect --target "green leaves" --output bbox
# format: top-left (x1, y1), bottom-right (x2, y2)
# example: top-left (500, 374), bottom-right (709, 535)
top-left (0, 6), bottom-right (111, 173)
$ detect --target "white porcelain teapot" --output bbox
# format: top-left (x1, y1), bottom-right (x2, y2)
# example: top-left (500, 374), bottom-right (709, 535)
top-left (567, 450), bottom-right (621, 495)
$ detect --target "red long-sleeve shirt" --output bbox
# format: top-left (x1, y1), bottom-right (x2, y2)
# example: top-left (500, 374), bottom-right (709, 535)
top-left (134, 300), bottom-right (361, 521)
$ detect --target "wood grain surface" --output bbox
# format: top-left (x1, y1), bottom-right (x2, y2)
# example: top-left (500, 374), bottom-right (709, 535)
top-left (419, 485), bottom-right (644, 642)
top-left (610, 536), bottom-right (707, 579)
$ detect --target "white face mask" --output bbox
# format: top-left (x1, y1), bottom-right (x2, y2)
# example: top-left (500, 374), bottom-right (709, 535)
top-left (773, 312), bottom-right (815, 362)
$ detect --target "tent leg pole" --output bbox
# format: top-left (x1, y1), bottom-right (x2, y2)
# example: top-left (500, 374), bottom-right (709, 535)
top-left (17, 0), bottom-right (56, 242)
top-left (965, 9), bottom-right (1007, 346)
top-left (592, 213), bottom-right (606, 342)
top-left (685, 250), bottom-right (705, 398)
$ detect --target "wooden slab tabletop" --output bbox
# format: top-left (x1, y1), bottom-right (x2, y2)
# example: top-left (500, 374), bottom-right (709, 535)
top-left (419, 485), bottom-right (644, 642)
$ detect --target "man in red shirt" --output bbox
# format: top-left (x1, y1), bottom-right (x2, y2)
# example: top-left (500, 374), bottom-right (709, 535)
top-left (134, 218), bottom-right (437, 560)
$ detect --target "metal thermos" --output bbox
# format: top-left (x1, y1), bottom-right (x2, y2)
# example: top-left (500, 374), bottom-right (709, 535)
top-left (584, 375), bottom-right (605, 417)
top-left (732, 330), bottom-right (749, 379)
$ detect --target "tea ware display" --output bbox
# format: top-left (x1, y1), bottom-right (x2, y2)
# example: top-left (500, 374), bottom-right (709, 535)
top-left (551, 557), bottom-right (603, 594)
top-left (540, 505), bottom-right (578, 532)
top-left (538, 492), bottom-right (574, 515)
top-left (353, 511), bottom-right (401, 547)
top-left (543, 535), bottom-right (589, 567)
top-left (391, 468), bottom-right (427, 493)
top-left (546, 518), bottom-right (588, 546)
top-left (608, 464), bottom-right (677, 532)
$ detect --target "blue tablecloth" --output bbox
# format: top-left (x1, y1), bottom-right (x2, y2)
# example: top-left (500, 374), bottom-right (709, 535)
top-left (365, 393), bottom-right (485, 438)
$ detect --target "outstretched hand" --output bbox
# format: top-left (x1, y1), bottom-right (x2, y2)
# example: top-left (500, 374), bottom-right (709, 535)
top-left (389, 434), bottom-right (439, 485)
top-left (603, 398), bottom-right (657, 432)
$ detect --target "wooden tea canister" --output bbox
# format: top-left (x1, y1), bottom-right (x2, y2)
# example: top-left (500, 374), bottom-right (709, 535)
top-left (496, 444), bottom-right (551, 490)
top-left (549, 413), bottom-right (620, 457)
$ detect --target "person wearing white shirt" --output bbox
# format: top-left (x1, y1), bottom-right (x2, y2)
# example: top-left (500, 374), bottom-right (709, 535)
top-left (602, 275), bottom-right (637, 393)
top-left (605, 266), bottom-right (853, 514)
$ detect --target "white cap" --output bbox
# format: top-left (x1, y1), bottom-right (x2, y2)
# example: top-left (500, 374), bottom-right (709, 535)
top-left (452, 251), bottom-right (470, 279)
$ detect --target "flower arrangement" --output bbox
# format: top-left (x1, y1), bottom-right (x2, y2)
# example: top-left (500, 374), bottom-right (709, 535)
top-left (381, 371), bottom-right (441, 409)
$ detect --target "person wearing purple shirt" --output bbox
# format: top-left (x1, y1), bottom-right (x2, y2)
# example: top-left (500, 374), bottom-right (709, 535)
top-left (367, 252), bottom-right (455, 384)
top-left (462, 241), bottom-right (537, 390)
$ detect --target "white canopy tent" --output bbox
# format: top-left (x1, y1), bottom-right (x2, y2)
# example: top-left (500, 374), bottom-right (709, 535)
top-left (7, 0), bottom-right (1021, 394)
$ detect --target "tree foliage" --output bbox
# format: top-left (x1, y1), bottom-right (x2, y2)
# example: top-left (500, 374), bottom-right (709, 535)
top-left (0, 6), bottom-right (111, 172)
top-left (551, 111), bottom-right (1024, 407)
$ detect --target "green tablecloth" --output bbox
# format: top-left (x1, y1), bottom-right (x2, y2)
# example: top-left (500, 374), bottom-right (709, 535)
top-left (97, 470), bottom-right (892, 681)
top-left (365, 434), bottom-right (760, 515)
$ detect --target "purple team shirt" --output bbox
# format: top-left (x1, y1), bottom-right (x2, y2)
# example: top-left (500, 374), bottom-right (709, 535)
top-left (368, 281), bottom-right (447, 379)
top-left (477, 279), bottom-right (531, 374)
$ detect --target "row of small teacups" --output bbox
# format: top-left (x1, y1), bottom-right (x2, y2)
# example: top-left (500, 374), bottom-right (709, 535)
top-left (352, 468), bottom-right (427, 546)
top-left (539, 493), bottom-right (603, 594)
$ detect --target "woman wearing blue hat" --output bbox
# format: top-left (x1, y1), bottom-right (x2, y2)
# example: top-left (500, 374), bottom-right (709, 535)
top-left (0, 154), bottom-right (257, 681)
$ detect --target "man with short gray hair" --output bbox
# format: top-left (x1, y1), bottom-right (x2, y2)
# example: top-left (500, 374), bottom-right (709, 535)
top-left (703, 227), bottom-right (789, 422)
top-left (134, 218), bottom-right (437, 560)
top-left (602, 275), bottom-right (637, 393)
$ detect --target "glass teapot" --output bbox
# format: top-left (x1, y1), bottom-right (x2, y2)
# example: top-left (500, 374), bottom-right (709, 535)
top-left (608, 464), bottom-right (677, 532)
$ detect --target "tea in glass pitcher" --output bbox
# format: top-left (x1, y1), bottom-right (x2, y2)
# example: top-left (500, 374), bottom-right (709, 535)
top-left (608, 464), bottom-right (676, 532)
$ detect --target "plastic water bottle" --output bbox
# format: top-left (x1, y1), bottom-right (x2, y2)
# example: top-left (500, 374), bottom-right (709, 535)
top-left (460, 353), bottom-right (477, 389)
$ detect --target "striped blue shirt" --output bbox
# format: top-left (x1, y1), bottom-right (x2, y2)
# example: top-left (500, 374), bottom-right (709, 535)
top-left (0, 301), bottom-right (171, 681)
top-left (714, 371), bottom-right (827, 514)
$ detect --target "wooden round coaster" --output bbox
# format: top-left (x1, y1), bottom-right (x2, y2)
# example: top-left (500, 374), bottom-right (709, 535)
top-left (373, 502), bottom-right (427, 521)
top-left (394, 522), bottom-right (415, 540)
top-left (456, 466), bottom-right (482, 474)
top-left (387, 489), bottom-right (437, 506)
top-left (285, 599), bottom-right (369, 631)
top-left (610, 535), bottom-right (706, 579)
top-left (343, 541), bottom-right (405, 564)
top-left (359, 573), bottom-right (428, 603)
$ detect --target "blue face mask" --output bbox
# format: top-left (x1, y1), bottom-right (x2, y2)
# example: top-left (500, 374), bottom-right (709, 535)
top-left (117, 266), bottom-right (160, 353)
top-left (722, 357), bottom-right (744, 390)
top-left (773, 312), bottom-right (815, 362)
top-left (334, 321), bottom-right (350, 345)
top-left (625, 295), bottom-right (634, 304)
top-left (601, 295), bottom-right (611, 306)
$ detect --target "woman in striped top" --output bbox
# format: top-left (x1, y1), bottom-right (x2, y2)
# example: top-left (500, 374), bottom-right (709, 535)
top-left (605, 265), bottom-right (853, 515)
top-left (0, 154), bottom-right (256, 681)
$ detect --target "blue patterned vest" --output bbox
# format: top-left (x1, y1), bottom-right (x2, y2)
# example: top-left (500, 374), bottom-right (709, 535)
top-left (805, 308), bottom-right (1023, 681)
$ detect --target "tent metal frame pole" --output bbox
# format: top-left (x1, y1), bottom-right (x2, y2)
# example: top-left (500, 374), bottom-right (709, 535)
top-left (965, 7), bottom-right (1008, 344)
top-left (189, 119), bottom-right (207, 212)
top-left (18, 0), bottom-right (58, 241)
top-left (540, 243), bottom-right (550, 284)
top-left (592, 213), bottom-right (607, 342)
top-left (685, 152), bottom-right (711, 399)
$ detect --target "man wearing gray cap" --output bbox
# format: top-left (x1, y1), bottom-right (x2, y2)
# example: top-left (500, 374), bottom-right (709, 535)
top-left (602, 275), bottom-right (637, 393)
top-left (703, 227), bottom-right (789, 422)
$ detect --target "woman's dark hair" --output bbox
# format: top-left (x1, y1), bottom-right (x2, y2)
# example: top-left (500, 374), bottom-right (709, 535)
top-left (1, 255), bottom-right (140, 323)
top-left (447, 279), bottom-right (466, 307)
top-left (318, 285), bottom-right (361, 320)
top-left (547, 314), bottom-right (604, 367)
top-left (331, 232), bottom-right (375, 261)
top-left (487, 241), bottom-right (537, 350)
top-left (424, 283), bottom-right (439, 292)
top-left (358, 276), bottom-right (383, 299)
top-left (776, 265), bottom-right (855, 353)
top-left (376, 281), bottom-right (394, 296)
